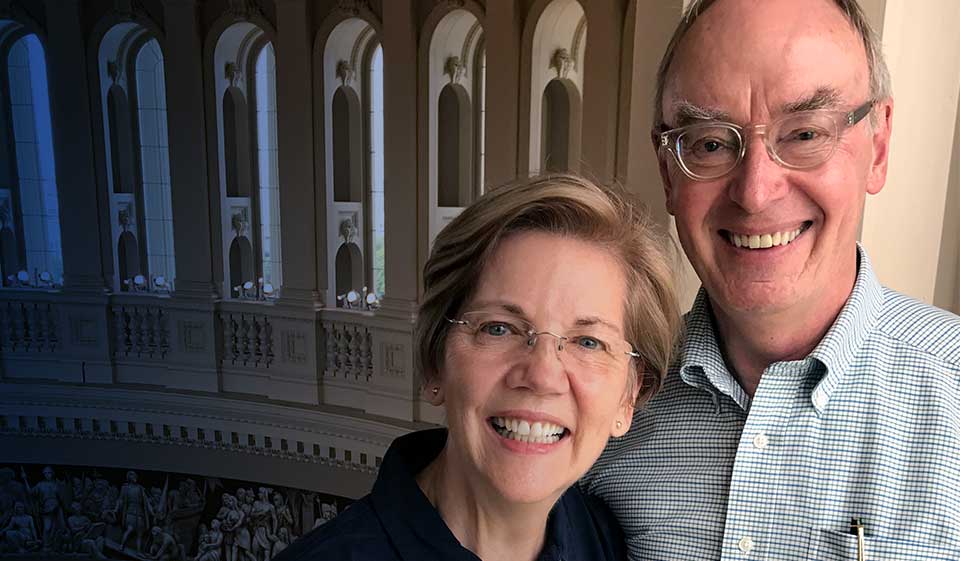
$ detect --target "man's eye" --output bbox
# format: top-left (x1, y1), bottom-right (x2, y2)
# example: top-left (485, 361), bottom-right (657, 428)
top-left (689, 137), bottom-right (734, 155)
top-left (782, 127), bottom-right (830, 143)
top-left (703, 140), bottom-right (723, 152)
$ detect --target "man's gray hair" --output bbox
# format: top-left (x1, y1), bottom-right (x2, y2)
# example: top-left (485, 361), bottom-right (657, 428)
top-left (653, 0), bottom-right (892, 126)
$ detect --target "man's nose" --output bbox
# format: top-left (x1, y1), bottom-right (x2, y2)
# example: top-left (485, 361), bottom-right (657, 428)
top-left (727, 135), bottom-right (789, 213)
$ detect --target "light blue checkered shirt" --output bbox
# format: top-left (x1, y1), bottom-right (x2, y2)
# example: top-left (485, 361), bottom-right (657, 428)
top-left (583, 246), bottom-right (960, 560)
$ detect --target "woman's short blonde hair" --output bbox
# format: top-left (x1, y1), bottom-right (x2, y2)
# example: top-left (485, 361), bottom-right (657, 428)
top-left (415, 174), bottom-right (681, 404)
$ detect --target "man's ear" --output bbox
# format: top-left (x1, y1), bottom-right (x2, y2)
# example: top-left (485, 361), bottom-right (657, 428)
top-left (866, 98), bottom-right (894, 196)
top-left (651, 130), bottom-right (677, 216)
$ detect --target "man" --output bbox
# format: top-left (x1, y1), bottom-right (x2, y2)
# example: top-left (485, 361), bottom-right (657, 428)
top-left (115, 470), bottom-right (153, 553)
top-left (21, 466), bottom-right (63, 551)
top-left (583, 0), bottom-right (960, 559)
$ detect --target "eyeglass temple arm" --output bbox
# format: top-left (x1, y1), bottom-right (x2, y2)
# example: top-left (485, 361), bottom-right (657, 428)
top-left (848, 100), bottom-right (875, 126)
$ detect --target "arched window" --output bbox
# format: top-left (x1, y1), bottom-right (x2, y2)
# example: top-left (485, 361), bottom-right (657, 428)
top-left (425, 9), bottom-right (484, 244)
top-left (474, 43), bottom-right (486, 197)
top-left (213, 22), bottom-right (282, 299)
top-left (321, 19), bottom-right (381, 307)
top-left (255, 43), bottom-right (281, 291)
top-left (365, 43), bottom-right (385, 297)
top-left (135, 39), bottom-right (175, 291)
top-left (98, 24), bottom-right (175, 292)
top-left (2, 31), bottom-right (62, 288)
top-left (527, 0), bottom-right (586, 175)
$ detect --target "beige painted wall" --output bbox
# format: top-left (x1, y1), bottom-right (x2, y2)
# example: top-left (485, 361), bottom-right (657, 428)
top-left (862, 0), bottom-right (960, 307)
top-left (933, 89), bottom-right (960, 311)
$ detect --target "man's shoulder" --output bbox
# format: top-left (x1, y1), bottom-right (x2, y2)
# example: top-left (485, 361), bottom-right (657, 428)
top-left (874, 287), bottom-right (960, 368)
top-left (273, 497), bottom-right (397, 561)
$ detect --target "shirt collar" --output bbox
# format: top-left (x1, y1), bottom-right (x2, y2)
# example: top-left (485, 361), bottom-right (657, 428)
top-left (807, 244), bottom-right (884, 414)
top-left (677, 244), bottom-right (884, 415)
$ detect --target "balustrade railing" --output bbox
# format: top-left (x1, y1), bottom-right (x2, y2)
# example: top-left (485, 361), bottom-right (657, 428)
top-left (221, 309), bottom-right (275, 368)
top-left (112, 302), bottom-right (170, 359)
top-left (321, 315), bottom-right (373, 382)
top-left (0, 296), bottom-right (59, 354)
top-left (2, 290), bottom-right (421, 421)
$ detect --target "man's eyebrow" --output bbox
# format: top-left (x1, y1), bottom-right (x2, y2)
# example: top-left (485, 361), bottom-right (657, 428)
top-left (670, 100), bottom-right (731, 127)
top-left (782, 87), bottom-right (843, 113)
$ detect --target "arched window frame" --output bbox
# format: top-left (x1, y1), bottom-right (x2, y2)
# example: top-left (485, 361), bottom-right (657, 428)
top-left (472, 36), bottom-right (485, 198)
top-left (420, 6), bottom-right (485, 247)
top-left (96, 21), bottom-right (176, 293)
top-left (211, 21), bottom-right (282, 300)
top-left (319, 17), bottom-right (381, 309)
top-left (361, 37), bottom-right (384, 299)
top-left (522, 0), bottom-right (587, 176)
top-left (0, 21), bottom-right (63, 289)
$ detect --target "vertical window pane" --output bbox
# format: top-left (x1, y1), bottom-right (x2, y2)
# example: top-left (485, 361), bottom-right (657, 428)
top-left (368, 45), bottom-right (385, 297)
top-left (135, 38), bottom-right (176, 289)
top-left (255, 43), bottom-right (282, 291)
top-left (7, 34), bottom-right (62, 286)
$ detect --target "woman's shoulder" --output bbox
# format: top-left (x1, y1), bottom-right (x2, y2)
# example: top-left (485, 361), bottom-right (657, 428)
top-left (555, 485), bottom-right (628, 561)
top-left (272, 497), bottom-right (400, 561)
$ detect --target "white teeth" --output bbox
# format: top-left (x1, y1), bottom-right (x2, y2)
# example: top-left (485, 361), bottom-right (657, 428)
top-left (517, 420), bottom-right (530, 436)
top-left (729, 227), bottom-right (803, 250)
top-left (491, 417), bottom-right (566, 444)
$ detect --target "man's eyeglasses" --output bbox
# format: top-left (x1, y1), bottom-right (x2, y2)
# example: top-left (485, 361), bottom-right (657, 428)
top-left (657, 100), bottom-right (875, 181)
top-left (446, 311), bottom-right (639, 375)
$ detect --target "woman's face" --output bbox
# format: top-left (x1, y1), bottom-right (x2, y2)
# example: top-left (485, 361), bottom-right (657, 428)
top-left (436, 231), bottom-right (636, 506)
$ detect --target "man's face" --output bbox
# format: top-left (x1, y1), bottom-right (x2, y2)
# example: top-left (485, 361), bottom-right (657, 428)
top-left (659, 0), bottom-right (892, 320)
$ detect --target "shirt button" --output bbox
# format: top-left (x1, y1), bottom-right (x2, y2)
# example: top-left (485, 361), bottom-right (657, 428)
top-left (813, 392), bottom-right (827, 410)
top-left (738, 536), bottom-right (755, 555)
top-left (752, 432), bottom-right (769, 450)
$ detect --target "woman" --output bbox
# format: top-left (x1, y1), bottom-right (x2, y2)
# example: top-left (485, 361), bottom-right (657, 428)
top-left (277, 174), bottom-right (680, 560)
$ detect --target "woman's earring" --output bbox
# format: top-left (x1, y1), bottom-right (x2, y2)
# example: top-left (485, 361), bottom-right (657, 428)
top-left (616, 420), bottom-right (623, 429)
top-left (431, 386), bottom-right (440, 396)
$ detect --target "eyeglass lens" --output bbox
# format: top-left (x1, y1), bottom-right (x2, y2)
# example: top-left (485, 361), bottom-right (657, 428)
top-left (452, 313), bottom-right (632, 374)
top-left (677, 111), bottom-right (842, 179)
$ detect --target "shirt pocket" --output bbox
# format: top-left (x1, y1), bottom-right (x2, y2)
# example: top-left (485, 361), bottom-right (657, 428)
top-left (810, 528), bottom-right (959, 561)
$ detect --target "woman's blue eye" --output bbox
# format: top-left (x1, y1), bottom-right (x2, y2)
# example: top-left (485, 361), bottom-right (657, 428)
top-left (481, 323), bottom-right (511, 337)
top-left (575, 336), bottom-right (602, 351)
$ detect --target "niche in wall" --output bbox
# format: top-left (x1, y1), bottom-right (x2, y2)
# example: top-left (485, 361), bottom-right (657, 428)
top-left (332, 86), bottom-right (363, 203)
top-left (335, 242), bottom-right (363, 302)
top-left (437, 83), bottom-right (473, 207)
top-left (540, 78), bottom-right (581, 173)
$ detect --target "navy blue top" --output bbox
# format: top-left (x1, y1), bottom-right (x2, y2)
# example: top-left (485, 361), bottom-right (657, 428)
top-left (276, 428), bottom-right (627, 561)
